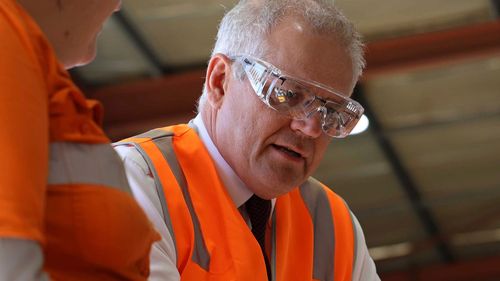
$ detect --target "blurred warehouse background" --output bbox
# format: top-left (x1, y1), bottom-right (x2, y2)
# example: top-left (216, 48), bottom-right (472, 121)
top-left (71, 0), bottom-right (500, 280)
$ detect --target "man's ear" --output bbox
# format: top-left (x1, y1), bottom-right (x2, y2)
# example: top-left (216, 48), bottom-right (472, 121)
top-left (205, 54), bottom-right (232, 109)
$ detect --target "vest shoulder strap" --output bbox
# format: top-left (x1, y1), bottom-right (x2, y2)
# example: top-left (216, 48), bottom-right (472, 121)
top-left (114, 124), bottom-right (210, 273)
top-left (300, 177), bottom-right (356, 281)
top-left (115, 126), bottom-right (174, 145)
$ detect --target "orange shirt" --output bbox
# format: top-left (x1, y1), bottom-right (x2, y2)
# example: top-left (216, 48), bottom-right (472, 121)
top-left (0, 1), bottom-right (159, 279)
top-left (0, 0), bottom-right (107, 243)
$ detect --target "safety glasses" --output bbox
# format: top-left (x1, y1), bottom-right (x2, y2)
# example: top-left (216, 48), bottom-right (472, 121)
top-left (231, 55), bottom-right (364, 138)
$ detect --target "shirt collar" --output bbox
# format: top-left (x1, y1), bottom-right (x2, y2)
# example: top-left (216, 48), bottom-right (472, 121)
top-left (193, 114), bottom-right (253, 208)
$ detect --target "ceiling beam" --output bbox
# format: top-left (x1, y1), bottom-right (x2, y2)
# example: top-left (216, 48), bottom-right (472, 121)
top-left (88, 20), bottom-right (500, 140)
top-left (363, 20), bottom-right (500, 78)
top-left (87, 69), bottom-right (205, 140)
top-left (491, 0), bottom-right (500, 17)
top-left (113, 10), bottom-right (166, 76)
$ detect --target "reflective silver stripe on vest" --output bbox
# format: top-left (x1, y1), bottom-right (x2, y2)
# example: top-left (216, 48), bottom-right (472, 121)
top-left (151, 134), bottom-right (211, 271)
top-left (299, 178), bottom-right (336, 281)
top-left (116, 129), bottom-right (179, 262)
top-left (134, 128), bottom-right (173, 140)
top-left (128, 142), bottom-right (177, 251)
top-left (48, 142), bottom-right (131, 194)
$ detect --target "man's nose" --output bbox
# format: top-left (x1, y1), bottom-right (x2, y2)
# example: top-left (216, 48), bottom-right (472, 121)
top-left (289, 109), bottom-right (323, 139)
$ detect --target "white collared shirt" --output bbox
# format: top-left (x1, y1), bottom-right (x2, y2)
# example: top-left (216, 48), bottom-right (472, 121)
top-left (114, 115), bottom-right (379, 281)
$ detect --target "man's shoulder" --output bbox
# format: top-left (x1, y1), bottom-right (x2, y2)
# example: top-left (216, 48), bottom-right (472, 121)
top-left (115, 124), bottom-right (194, 145)
top-left (114, 142), bottom-right (141, 157)
top-left (114, 143), bottom-right (152, 175)
top-left (0, 1), bottom-right (40, 71)
top-left (112, 124), bottom-right (188, 176)
top-left (117, 128), bottom-right (174, 145)
top-left (0, 1), bottom-right (21, 29)
top-left (0, 1), bottom-right (47, 58)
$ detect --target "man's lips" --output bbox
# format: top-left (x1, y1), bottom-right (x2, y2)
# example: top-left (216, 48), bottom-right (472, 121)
top-left (271, 144), bottom-right (305, 159)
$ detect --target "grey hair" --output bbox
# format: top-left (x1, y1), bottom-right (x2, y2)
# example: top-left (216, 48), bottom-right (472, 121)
top-left (198, 0), bottom-right (365, 113)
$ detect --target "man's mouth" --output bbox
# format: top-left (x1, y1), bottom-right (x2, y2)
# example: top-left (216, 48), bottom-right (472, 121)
top-left (272, 144), bottom-right (303, 159)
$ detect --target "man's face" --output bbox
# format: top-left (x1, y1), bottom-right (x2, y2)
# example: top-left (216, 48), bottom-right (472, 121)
top-left (46, 0), bottom-right (121, 67)
top-left (214, 18), bottom-right (356, 199)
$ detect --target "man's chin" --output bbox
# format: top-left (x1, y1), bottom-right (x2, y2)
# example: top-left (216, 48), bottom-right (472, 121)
top-left (65, 50), bottom-right (96, 69)
top-left (255, 176), bottom-right (303, 199)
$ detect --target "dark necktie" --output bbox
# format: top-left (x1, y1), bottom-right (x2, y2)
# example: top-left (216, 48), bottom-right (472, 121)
top-left (245, 194), bottom-right (272, 280)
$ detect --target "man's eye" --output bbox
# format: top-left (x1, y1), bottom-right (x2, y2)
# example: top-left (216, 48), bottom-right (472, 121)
top-left (333, 111), bottom-right (352, 126)
top-left (285, 90), bottom-right (296, 98)
top-left (275, 88), bottom-right (300, 103)
top-left (323, 113), bottom-right (339, 129)
top-left (325, 105), bottom-right (338, 115)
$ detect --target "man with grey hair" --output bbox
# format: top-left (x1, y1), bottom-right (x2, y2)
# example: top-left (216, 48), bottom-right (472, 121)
top-left (115, 0), bottom-right (379, 280)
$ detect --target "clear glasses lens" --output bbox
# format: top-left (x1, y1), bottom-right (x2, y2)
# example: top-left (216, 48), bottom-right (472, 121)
top-left (237, 55), bottom-right (363, 138)
top-left (268, 78), bottom-right (316, 119)
top-left (320, 102), bottom-right (360, 137)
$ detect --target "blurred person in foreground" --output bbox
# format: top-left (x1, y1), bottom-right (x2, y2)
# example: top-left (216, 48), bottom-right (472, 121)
top-left (0, 0), bottom-right (159, 280)
top-left (115, 0), bottom-right (380, 280)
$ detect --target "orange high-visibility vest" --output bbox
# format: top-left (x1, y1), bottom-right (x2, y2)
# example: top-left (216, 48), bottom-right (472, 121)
top-left (119, 124), bottom-right (357, 281)
top-left (0, 1), bottom-right (159, 279)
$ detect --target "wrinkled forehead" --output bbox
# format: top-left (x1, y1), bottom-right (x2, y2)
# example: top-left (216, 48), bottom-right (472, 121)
top-left (261, 17), bottom-right (356, 97)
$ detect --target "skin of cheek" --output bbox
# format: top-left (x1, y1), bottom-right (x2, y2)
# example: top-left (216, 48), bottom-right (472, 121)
top-left (219, 82), bottom-right (313, 198)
